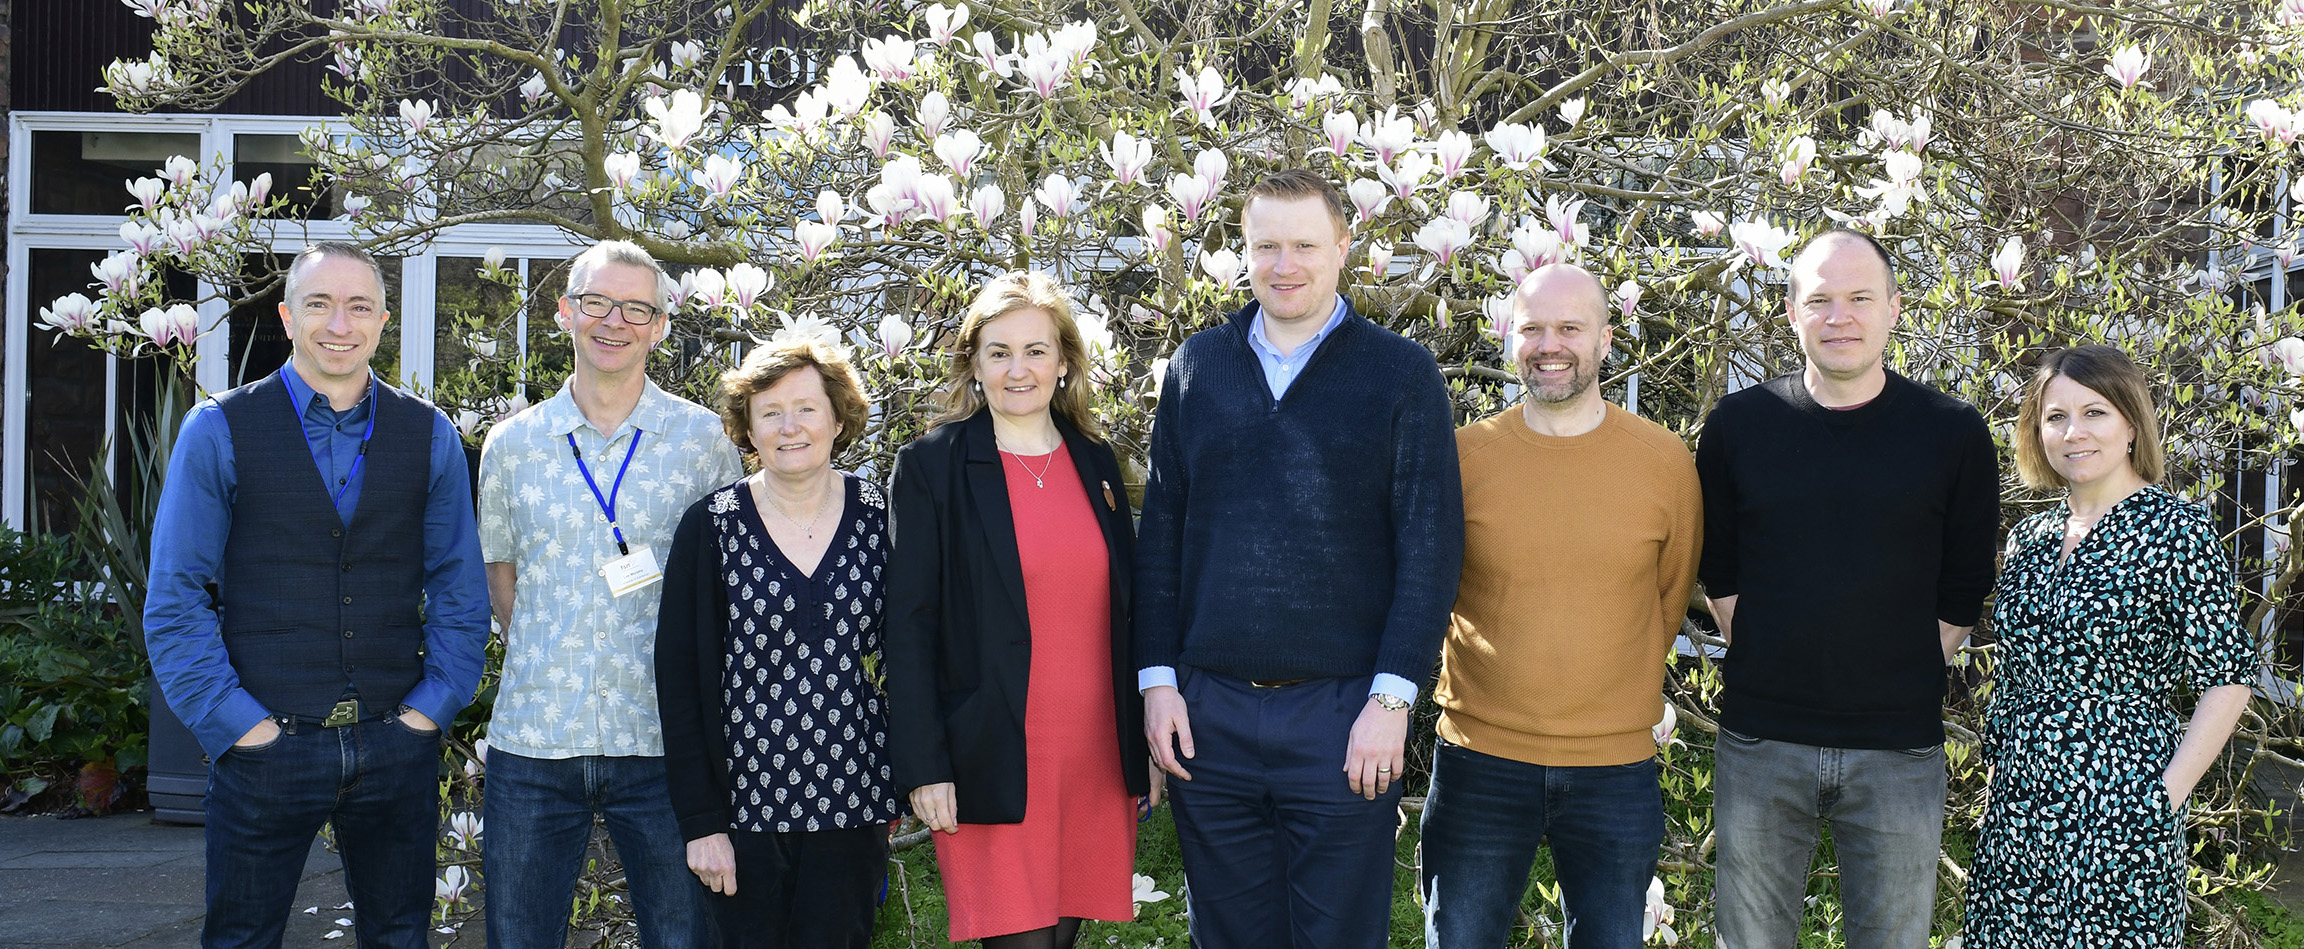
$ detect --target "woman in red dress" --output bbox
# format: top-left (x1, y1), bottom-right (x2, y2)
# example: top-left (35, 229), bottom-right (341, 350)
top-left (885, 270), bottom-right (1155, 948)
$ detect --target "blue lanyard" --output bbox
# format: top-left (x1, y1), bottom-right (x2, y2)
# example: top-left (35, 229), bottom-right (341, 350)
top-left (289, 373), bottom-right (377, 515)
top-left (568, 430), bottom-right (643, 556)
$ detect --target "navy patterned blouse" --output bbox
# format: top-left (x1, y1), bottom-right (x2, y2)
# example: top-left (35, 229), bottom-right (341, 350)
top-left (707, 473), bottom-right (902, 833)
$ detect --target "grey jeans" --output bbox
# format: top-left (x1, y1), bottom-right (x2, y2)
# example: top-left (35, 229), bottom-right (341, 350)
top-left (1712, 728), bottom-right (1947, 949)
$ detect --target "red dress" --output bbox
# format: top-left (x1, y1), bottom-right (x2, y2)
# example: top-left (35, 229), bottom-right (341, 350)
top-left (935, 441), bottom-right (1138, 940)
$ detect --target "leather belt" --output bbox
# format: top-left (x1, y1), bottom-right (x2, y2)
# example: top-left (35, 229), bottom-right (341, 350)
top-left (278, 698), bottom-right (376, 728)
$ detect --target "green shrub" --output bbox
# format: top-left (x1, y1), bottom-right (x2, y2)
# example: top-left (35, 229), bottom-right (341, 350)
top-left (0, 528), bottom-right (148, 814)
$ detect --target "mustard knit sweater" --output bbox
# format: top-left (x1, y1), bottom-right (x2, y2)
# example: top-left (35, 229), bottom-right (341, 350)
top-left (1434, 403), bottom-right (1702, 767)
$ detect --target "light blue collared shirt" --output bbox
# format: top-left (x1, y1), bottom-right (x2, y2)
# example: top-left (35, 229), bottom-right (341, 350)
top-left (1245, 294), bottom-right (1351, 401)
top-left (1138, 294), bottom-right (1418, 705)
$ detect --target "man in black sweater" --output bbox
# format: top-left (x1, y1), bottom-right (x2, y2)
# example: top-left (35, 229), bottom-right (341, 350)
top-left (1697, 229), bottom-right (2000, 948)
top-left (1135, 169), bottom-right (1464, 948)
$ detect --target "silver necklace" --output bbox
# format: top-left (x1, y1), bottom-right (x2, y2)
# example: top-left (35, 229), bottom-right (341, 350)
top-left (1001, 447), bottom-right (1054, 488)
top-left (761, 474), bottom-right (837, 537)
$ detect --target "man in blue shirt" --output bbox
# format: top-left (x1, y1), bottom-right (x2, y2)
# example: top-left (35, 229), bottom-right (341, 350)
top-left (1136, 169), bottom-right (1464, 948)
top-left (145, 241), bottom-right (490, 949)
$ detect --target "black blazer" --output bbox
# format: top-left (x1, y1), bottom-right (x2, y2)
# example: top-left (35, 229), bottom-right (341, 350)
top-left (884, 408), bottom-right (1149, 824)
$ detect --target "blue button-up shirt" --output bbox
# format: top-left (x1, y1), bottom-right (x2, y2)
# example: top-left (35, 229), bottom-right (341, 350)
top-left (144, 363), bottom-right (491, 756)
top-left (1139, 295), bottom-right (1418, 704)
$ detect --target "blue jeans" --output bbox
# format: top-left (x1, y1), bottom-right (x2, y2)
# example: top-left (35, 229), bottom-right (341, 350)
top-left (203, 714), bottom-right (442, 949)
top-left (481, 751), bottom-right (709, 949)
top-left (1167, 672), bottom-right (1402, 949)
top-left (1712, 728), bottom-right (1946, 949)
top-left (1417, 739), bottom-right (1664, 948)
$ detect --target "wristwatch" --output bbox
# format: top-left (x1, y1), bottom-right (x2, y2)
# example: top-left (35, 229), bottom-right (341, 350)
top-left (1372, 693), bottom-right (1411, 712)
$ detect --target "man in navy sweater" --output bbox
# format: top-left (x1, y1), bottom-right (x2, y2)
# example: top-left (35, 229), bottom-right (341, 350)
top-left (1698, 229), bottom-right (2000, 948)
top-left (1135, 169), bottom-right (1464, 948)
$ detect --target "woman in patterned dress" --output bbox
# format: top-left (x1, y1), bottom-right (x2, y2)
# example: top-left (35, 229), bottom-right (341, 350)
top-left (885, 271), bottom-right (1154, 948)
top-left (656, 340), bottom-right (903, 949)
top-left (1965, 345), bottom-right (2255, 947)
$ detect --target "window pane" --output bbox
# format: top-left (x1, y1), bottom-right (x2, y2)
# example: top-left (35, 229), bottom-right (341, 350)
top-left (24, 248), bottom-right (191, 533)
top-left (31, 130), bottom-right (204, 216)
top-left (521, 259), bottom-right (575, 404)
top-left (234, 134), bottom-right (339, 220)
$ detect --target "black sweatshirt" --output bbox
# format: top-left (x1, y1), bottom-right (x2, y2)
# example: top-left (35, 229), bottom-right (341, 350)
top-left (1695, 371), bottom-right (2000, 749)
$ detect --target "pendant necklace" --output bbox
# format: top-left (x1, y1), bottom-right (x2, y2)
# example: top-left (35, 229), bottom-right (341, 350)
top-left (1001, 445), bottom-right (1053, 488)
top-left (763, 473), bottom-right (836, 538)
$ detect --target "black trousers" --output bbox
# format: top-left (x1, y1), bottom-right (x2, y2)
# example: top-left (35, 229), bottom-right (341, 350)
top-left (712, 825), bottom-right (889, 949)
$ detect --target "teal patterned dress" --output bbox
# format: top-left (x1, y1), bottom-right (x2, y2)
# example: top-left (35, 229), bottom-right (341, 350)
top-left (1966, 485), bottom-right (2255, 947)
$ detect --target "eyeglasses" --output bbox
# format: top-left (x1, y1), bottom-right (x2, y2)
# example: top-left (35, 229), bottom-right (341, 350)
top-left (567, 292), bottom-right (664, 325)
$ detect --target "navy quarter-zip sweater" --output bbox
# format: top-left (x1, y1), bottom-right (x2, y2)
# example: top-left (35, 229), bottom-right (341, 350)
top-left (1134, 300), bottom-right (1465, 686)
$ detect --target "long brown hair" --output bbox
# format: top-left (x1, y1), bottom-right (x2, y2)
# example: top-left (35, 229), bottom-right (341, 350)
top-left (928, 271), bottom-right (1106, 441)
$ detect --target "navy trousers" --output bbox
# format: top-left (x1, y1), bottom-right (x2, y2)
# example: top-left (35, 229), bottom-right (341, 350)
top-left (1168, 671), bottom-right (1402, 949)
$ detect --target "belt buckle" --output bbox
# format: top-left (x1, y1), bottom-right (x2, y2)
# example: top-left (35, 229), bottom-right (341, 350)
top-left (1250, 679), bottom-right (1303, 690)
top-left (322, 699), bottom-right (361, 727)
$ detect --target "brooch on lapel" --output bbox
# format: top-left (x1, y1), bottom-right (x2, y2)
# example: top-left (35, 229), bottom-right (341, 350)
top-left (1101, 480), bottom-right (1117, 511)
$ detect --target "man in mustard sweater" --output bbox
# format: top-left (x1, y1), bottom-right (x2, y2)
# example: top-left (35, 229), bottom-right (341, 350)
top-left (1419, 263), bottom-right (1702, 948)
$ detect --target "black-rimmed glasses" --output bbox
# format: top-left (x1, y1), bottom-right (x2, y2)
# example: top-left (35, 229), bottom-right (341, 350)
top-left (567, 292), bottom-right (664, 325)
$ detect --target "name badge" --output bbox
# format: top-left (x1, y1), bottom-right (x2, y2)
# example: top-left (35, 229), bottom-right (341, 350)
top-left (600, 547), bottom-right (663, 597)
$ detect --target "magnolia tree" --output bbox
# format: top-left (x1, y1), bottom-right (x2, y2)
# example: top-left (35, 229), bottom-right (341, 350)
top-left (52, 0), bottom-right (2304, 942)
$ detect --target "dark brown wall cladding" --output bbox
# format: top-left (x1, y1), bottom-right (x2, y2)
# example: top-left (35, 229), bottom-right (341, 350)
top-left (13, 0), bottom-right (822, 116)
top-left (10, 0), bottom-right (337, 114)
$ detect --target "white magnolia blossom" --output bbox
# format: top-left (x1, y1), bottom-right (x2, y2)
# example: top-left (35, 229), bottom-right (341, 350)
top-left (437, 866), bottom-right (471, 907)
top-left (1414, 216), bottom-right (1474, 266)
top-left (1319, 111), bottom-right (1359, 159)
top-left (1762, 78), bottom-right (1792, 107)
top-left (604, 152), bottom-right (641, 189)
top-left (445, 812), bottom-right (483, 850)
top-left (1779, 135), bottom-right (1817, 186)
top-left (1431, 130), bottom-right (1475, 180)
top-left (967, 31), bottom-right (1013, 79)
top-left (1346, 178), bottom-right (1392, 225)
top-left (860, 111), bottom-right (897, 158)
top-left (2102, 43), bottom-right (2151, 90)
top-left (726, 263), bottom-right (771, 309)
top-left (1378, 151), bottom-right (1436, 200)
top-left (1483, 122), bottom-right (1551, 171)
top-left (1442, 190), bottom-right (1491, 229)
top-left (121, 220), bottom-right (162, 255)
top-left (795, 220), bottom-right (839, 262)
top-left (821, 55), bottom-right (875, 116)
top-left (520, 72), bottom-right (547, 106)
top-left (1690, 210), bottom-right (1727, 237)
top-left (139, 303), bottom-right (200, 348)
top-left (643, 90), bottom-right (709, 150)
top-left (1360, 108), bottom-right (1418, 165)
top-left (922, 3), bottom-right (969, 46)
top-left (772, 313), bottom-right (843, 349)
top-left (877, 313), bottom-right (915, 357)
top-left (1166, 173), bottom-right (1215, 226)
top-left (92, 251), bottom-right (140, 294)
top-left (1199, 247), bottom-right (1243, 287)
top-left (1101, 130), bottom-right (1153, 187)
top-left (1284, 73), bottom-right (1345, 111)
top-left (1175, 65), bottom-right (1236, 128)
top-left (1643, 876), bottom-right (1679, 945)
top-left (1729, 219), bottom-right (1797, 270)
top-left (1989, 235), bottom-right (2025, 290)
top-left (1139, 203), bottom-right (1172, 251)
top-left (39, 293), bottom-right (98, 335)
top-left (1035, 174), bottom-right (1082, 219)
top-left (2247, 98), bottom-right (2302, 146)
top-left (668, 40), bottom-right (705, 70)
top-left (1547, 194), bottom-right (1589, 248)
top-left (1367, 240), bottom-right (1394, 278)
top-left (916, 91), bottom-right (953, 139)
top-left (399, 98), bottom-right (437, 136)
top-left (934, 129), bottom-right (987, 178)
top-left (127, 176), bottom-right (167, 210)
top-left (1615, 280), bottom-right (1643, 319)
top-left (1856, 150), bottom-right (1927, 219)
top-left (860, 36), bottom-right (922, 83)
top-left (1484, 293), bottom-right (1516, 347)
top-left (687, 267), bottom-right (727, 309)
top-left (969, 184), bottom-right (1006, 229)
top-left (913, 174), bottom-right (962, 224)
top-left (1558, 96), bottom-right (1587, 128)
top-left (1499, 220), bottom-right (1564, 282)
top-left (691, 153), bottom-right (744, 199)
top-left (1867, 109), bottom-right (1932, 152)
top-left (1193, 148), bottom-right (1230, 194)
top-left (162, 155), bottom-right (199, 188)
